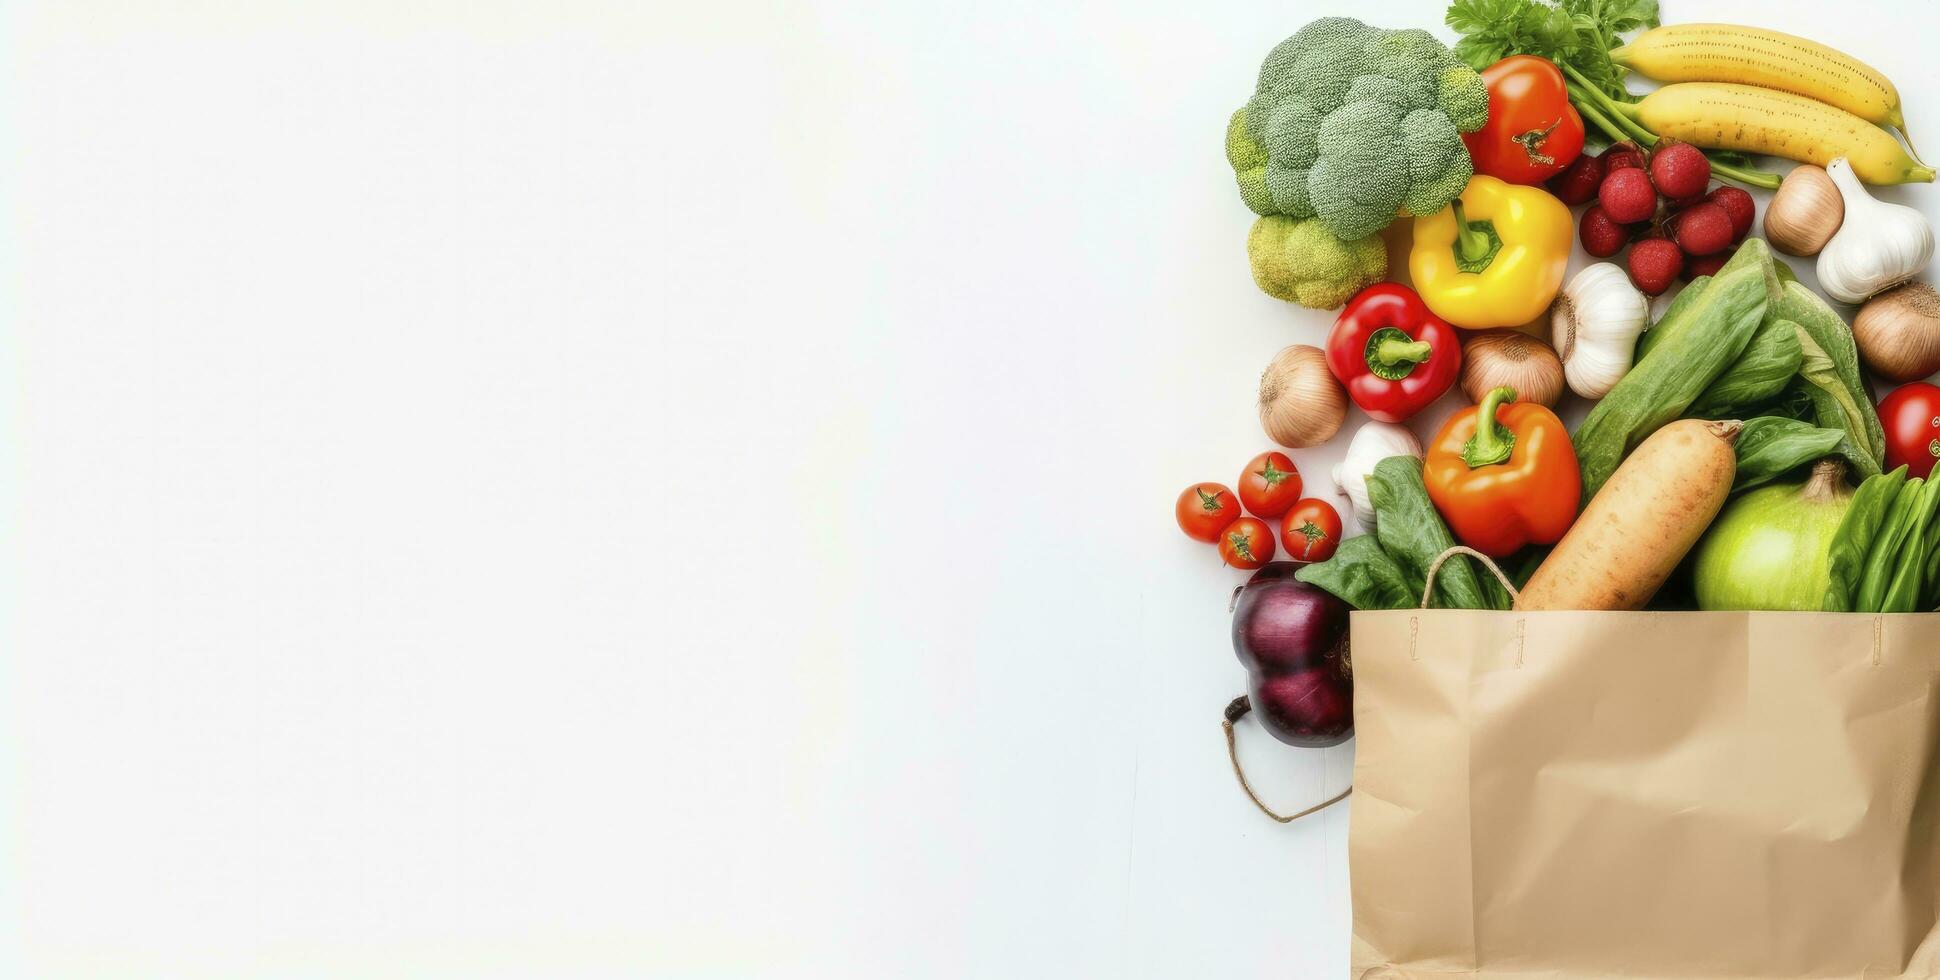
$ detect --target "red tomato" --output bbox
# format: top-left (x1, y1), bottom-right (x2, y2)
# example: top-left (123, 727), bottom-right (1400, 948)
top-left (1177, 483), bottom-right (1241, 543)
top-left (1219, 517), bottom-right (1276, 569)
top-left (1461, 55), bottom-right (1585, 185)
top-left (1280, 499), bottom-right (1343, 564)
top-left (1880, 382), bottom-right (1940, 479)
top-left (1238, 451), bottom-right (1303, 519)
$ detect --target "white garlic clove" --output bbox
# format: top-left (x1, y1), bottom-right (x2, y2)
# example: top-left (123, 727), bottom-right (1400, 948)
top-left (1553, 262), bottom-right (1651, 399)
top-left (1333, 421), bottom-right (1421, 529)
top-left (1817, 158), bottom-right (1935, 305)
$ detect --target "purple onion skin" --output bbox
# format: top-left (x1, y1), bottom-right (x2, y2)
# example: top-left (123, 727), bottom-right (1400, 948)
top-left (1232, 562), bottom-right (1352, 746)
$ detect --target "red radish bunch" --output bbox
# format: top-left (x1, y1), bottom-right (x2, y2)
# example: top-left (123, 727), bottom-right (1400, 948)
top-left (1565, 140), bottom-right (1757, 296)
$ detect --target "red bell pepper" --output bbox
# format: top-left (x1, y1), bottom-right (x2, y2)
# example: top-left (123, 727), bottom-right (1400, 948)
top-left (1324, 283), bottom-right (1461, 424)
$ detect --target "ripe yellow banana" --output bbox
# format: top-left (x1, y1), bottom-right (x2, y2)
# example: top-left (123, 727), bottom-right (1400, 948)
top-left (1623, 83), bottom-right (1934, 185)
top-left (1611, 24), bottom-right (1918, 157)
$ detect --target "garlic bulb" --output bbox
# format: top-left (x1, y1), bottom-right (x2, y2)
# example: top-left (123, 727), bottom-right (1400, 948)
top-left (1331, 421), bottom-right (1421, 529)
top-left (1551, 262), bottom-right (1650, 399)
top-left (1817, 157), bottom-right (1935, 305)
top-left (1764, 165), bottom-right (1843, 257)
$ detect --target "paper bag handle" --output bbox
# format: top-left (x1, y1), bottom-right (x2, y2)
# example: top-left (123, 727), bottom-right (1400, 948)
top-left (1421, 545), bottom-right (1521, 608)
top-left (1223, 696), bottom-right (1352, 823)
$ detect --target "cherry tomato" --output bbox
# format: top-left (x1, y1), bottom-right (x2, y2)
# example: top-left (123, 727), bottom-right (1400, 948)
top-left (1880, 382), bottom-right (1940, 479)
top-left (1461, 55), bottom-right (1585, 185)
top-left (1219, 517), bottom-right (1276, 569)
top-left (1177, 483), bottom-right (1241, 543)
top-left (1280, 499), bottom-right (1343, 564)
top-left (1238, 451), bottom-right (1303, 519)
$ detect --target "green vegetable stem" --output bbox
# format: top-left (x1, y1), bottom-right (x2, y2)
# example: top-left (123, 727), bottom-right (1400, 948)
top-left (1563, 69), bottom-right (1781, 189)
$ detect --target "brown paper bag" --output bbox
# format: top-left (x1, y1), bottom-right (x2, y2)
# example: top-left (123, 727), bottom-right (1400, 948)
top-left (1348, 608), bottom-right (1940, 979)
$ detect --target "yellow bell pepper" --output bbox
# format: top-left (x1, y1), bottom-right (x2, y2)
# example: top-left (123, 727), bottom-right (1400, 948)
top-left (1409, 175), bottom-right (1572, 330)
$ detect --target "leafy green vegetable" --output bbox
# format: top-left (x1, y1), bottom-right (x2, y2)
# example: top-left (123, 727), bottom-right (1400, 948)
top-left (1633, 274), bottom-right (1709, 363)
top-left (1881, 476), bottom-right (1940, 612)
top-left (1444, 0), bottom-right (1658, 99)
top-left (1824, 467), bottom-right (1905, 611)
top-left (1572, 239), bottom-right (1778, 499)
top-left (1369, 456), bottom-right (1511, 610)
top-left (1730, 418), bottom-right (1866, 494)
top-left (1293, 534), bottom-right (1419, 611)
top-left (1686, 317), bottom-right (1802, 419)
top-left (1770, 280), bottom-right (1886, 468)
top-left (1926, 512), bottom-right (1940, 609)
top-left (1296, 456), bottom-right (1511, 611)
top-left (1233, 17), bottom-right (1487, 240)
top-left (1856, 475), bottom-right (1923, 613)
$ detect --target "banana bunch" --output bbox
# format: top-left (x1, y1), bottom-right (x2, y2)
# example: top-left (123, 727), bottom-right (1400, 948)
top-left (1609, 24), bottom-right (1931, 185)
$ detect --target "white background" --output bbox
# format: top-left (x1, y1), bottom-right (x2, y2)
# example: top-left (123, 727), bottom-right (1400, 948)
top-left (3, 0), bottom-right (1937, 977)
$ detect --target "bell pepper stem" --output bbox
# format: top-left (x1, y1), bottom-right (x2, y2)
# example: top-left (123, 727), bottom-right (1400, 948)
top-left (1362, 326), bottom-right (1432, 381)
top-left (1373, 337), bottom-right (1431, 368)
top-left (1450, 199), bottom-right (1491, 266)
top-left (1462, 386), bottom-right (1518, 469)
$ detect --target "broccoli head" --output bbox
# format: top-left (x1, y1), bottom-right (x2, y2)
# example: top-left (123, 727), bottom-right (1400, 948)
top-left (1226, 18), bottom-right (1486, 242)
top-left (1246, 214), bottom-right (1388, 310)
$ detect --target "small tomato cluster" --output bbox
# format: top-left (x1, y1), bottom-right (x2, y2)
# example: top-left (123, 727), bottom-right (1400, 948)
top-left (1175, 453), bottom-right (1342, 570)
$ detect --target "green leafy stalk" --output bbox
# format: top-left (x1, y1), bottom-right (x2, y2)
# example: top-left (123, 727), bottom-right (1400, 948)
top-left (1826, 467), bottom-right (1906, 611)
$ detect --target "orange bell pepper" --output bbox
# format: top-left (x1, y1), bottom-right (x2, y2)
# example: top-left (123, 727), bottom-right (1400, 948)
top-left (1424, 386), bottom-right (1582, 557)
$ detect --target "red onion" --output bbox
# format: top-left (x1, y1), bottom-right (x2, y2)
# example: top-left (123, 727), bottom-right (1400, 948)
top-left (1230, 562), bottom-right (1352, 746)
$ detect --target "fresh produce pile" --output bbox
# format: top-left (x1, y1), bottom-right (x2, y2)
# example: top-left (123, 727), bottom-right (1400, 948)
top-left (1193, 4), bottom-right (1940, 768)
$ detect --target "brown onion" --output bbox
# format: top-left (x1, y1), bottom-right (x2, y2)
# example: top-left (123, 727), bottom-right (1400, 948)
top-left (1258, 345), bottom-right (1346, 448)
top-left (1855, 281), bottom-right (1940, 382)
top-left (1459, 330), bottom-right (1565, 408)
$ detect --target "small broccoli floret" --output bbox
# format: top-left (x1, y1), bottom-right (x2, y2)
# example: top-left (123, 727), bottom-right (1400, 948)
top-left (1264, 161), bottom-right (1315, 217)
top-left (1225, 109), bottom-right (1275, 215)
top-left (1247, 215), bottom-right (1388, 310)
top-left (1259, 98), bottom-right (1323, 169)
top-left (1436, 64), bottom-right (1490, 133)
top-left (1398, 108), bottom-right (1473, 217)
top-left (1343, 74), bottom-right (1428, 111)
top-left (1308, 100), bottom-right (1407, 239)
